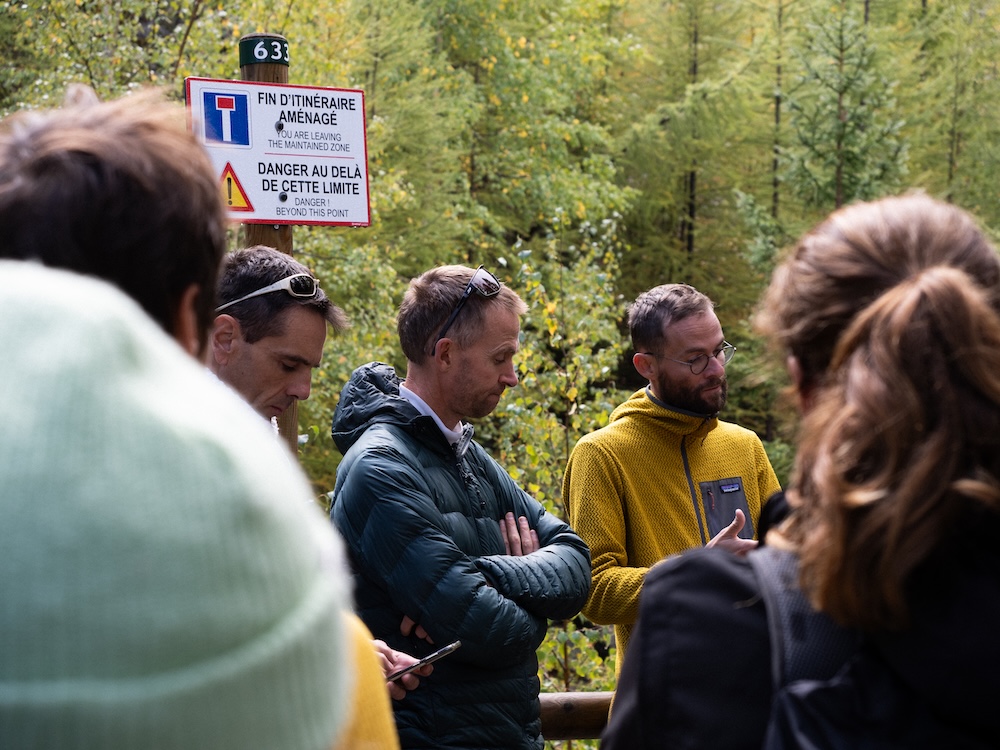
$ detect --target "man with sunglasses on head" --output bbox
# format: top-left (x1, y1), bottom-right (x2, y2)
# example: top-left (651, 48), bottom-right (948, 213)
top-left (330, 265), bottom-right (592, 750)
top-left (562, 283), bottom-right (780, 673)
top-left (208, 245), bottom-right (348, 423)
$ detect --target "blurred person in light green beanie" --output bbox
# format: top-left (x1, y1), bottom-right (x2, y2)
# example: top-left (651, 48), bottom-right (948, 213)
top-left (0, 260), bottom-right (353, 749)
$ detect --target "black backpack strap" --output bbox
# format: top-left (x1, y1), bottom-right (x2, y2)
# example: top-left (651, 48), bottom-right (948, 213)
top-left (748, 547), bottom-right (860, 688)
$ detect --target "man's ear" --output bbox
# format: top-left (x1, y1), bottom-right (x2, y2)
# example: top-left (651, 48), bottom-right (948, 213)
top-left (172, 284), bottom-right (202, 358)
top-left (632, 351), bottom-right (655, 381)
top-left (434, 337), bottom-right (454, 367)
top-left (209, 314), bottom-right (241, 368)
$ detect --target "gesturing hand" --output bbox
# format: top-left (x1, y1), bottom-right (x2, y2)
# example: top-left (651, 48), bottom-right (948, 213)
top-left (706, 509), bottom-right (758, 556)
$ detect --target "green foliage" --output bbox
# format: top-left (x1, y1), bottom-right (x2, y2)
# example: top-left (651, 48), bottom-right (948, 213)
top-left (333, 0), bottom-right (481, 276)
top-left (733, 189), bottom-right (787, 274)
top-left (296, 235), bottom-right (409, 494)
top-left (609, 0), bottom-right (776, 326)
top-left (422, 0), bottom-right (636, 256)
top-left (782, 3), bottom-right (907, 209)
top-left (13, 0), bottom-right (240, 102)
top-left (482, 217), bottom-right (629, 513)
top-left (0, 2), bottom-right (42, 114)
top-left (899, 0), bottom-right (1000, 224)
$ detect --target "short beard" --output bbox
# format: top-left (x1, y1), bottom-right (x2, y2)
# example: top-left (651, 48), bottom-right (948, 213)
top-left (655, 373), bottom-right (728, 416)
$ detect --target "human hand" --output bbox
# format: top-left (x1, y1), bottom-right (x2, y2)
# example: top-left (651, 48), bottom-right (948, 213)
top-left (400, 614), bottom-right (434, 644)
top-left (500, 512), bottom-right (539, 556)
top-left (372, 639), bottom-right (433, 700)
top-left (706, 509), bottom-right (758, 556)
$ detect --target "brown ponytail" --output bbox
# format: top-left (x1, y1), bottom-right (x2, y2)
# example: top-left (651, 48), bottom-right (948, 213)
top-left (759, 195), bottom-right (1000, 630)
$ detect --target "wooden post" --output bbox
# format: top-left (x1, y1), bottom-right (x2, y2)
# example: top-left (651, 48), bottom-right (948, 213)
top-left (539, 691), bottom-right (614, 741)
top-left (238, 33), bottom-right (298, 454)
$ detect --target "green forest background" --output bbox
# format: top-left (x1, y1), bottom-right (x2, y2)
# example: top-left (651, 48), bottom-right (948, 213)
top-left (6, 0), bottom-right (999, 745)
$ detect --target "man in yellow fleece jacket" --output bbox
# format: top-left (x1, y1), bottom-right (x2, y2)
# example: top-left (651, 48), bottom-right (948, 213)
top-left (563, 283), bottom-right (780, 672)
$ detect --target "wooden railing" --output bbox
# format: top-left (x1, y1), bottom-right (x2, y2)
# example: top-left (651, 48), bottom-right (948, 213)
top-left (539, 691), bottom-right (614, 740)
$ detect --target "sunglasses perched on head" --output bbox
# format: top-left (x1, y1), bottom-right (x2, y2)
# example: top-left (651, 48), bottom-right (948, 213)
top-left (428, 266), bottom-right (502, 355)
top-left (215, 273), bottom-right (319, 312)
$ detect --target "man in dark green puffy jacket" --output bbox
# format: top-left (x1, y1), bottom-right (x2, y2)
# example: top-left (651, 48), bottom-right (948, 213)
top-left (331, 265), bottom-right (592, 750)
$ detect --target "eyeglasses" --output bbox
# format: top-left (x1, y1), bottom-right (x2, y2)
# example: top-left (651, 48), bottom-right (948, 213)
top-left (642, 341), bottom-right (736, 375)
top-left (429, 265), bottom-right (502, 355)
top-left (215, 273), bottom-right (319, 312)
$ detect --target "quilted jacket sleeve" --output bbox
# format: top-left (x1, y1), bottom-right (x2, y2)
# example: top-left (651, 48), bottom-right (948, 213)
top-left (472, 455), bottom-right (591, 621)
top-left (334, 438), bottom-right (569, 667)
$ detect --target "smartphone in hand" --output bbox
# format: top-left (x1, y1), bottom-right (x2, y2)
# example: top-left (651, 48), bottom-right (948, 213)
top-left (387, 640), bottom-right (462, 682)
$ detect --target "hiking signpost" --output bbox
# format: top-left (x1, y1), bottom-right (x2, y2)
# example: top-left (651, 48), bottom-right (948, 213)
top-left (184, 33), bottom-right (371, 452)
top-left (185, 35), bottom-right (370, 228)
top-left (186, 77), bottom-right (370, 227)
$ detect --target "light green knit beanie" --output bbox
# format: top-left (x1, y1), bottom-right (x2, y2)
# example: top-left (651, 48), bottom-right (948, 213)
top-left (0, 261), bottom-right (352, 749)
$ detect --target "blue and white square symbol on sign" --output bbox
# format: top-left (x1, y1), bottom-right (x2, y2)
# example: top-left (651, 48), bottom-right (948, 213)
top-left (202, 91), bottom-right (251, 147)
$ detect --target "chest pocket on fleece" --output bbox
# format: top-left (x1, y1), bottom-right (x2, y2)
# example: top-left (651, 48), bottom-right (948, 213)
top-left (699, 477), bottom-right (755, 540)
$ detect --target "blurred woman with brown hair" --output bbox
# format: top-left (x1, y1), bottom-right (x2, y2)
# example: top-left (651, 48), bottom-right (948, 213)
top-left (603, 194), bottom-right (1000, 749)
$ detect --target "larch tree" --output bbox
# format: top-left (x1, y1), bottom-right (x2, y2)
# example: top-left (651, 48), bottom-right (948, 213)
top-left (782, 0), bottom-right (907, 209)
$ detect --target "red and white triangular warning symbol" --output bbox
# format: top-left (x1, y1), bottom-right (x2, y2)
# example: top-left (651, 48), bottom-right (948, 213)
top-left (220, 163), bottom-right (253, 212)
